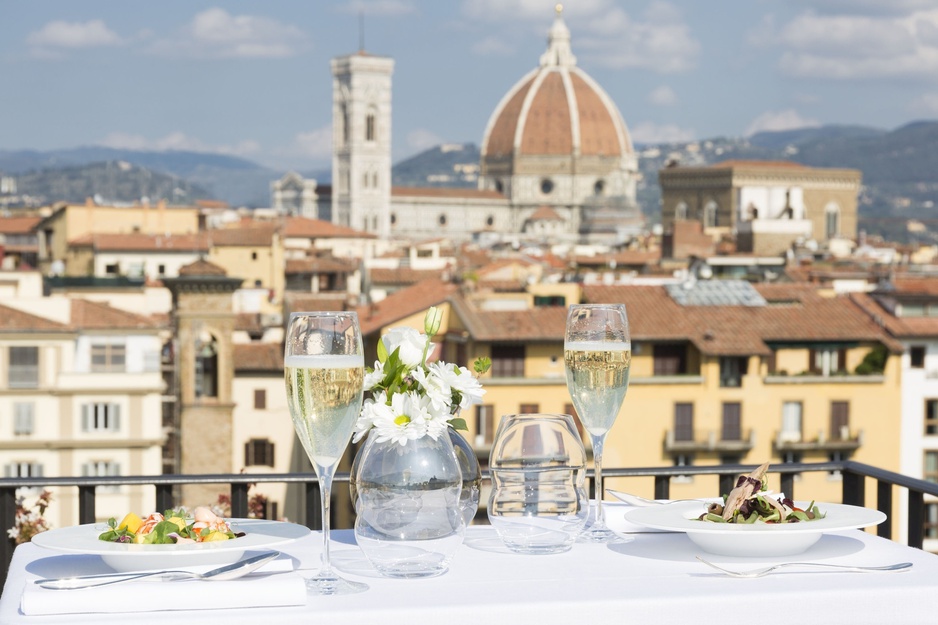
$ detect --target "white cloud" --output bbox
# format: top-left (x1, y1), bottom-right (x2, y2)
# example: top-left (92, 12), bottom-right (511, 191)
top-left (629, 121), bottom-right (695, 144)
top-left (98, 131), bottom-right (261, 157)
top-left (406, 129), bottom-right (444, 153)
top-left (768, 8), bottom-right (938, 79)
top-left (461, 0), bottom-right (699, 73)
top-left (148, 7), bottom-right (307, 59)
top-left (648, 85), bottom-right (677, 106)
top-left (745, 109), bottom-right (821, 136)
top-left (27, 19), bottom-right (123, 57)
top-left (472, 36), bottom-right (514, 56)
top-left (286, 127), bottom-right (334, 162)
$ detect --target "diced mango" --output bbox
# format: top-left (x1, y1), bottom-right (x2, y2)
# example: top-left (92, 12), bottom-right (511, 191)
top-left (167, 516), bottom-right (188, 531)
top-left (201, 530), bottom-right (230, 542)
top-left (117, 512), bottom-right (143, 534)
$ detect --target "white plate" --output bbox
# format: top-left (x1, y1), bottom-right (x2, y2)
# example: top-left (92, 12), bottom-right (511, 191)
top-left (31, 518), bottom-right (311, 572)
top-left (623, 501), bottom-right (886, 557)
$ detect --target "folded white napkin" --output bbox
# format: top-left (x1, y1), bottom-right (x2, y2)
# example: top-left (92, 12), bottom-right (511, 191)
top-left (20, 556), bottom-right (307, 615)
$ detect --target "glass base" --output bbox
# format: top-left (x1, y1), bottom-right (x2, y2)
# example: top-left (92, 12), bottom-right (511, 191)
top-left (577, 524), bottom-right (624, 544)
top-left (304, 571), bottom-right (369, 595)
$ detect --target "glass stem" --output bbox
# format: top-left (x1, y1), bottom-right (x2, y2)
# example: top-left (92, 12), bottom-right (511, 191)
top-left (591, 433), bottom-right (606, 527)
top-left (318, 466), bottom-right (335, 575)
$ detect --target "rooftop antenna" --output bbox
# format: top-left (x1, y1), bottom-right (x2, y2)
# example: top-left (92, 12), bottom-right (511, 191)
top-left (359, 11), bottom-right (365, 52)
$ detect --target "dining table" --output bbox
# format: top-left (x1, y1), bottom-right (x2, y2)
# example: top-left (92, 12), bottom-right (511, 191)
top-left (3, 502), bottom-right (938, 624)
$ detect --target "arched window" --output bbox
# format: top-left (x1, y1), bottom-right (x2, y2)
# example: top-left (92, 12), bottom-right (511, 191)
top-left (541, 178), bottom-right (554, 195)
top-left (486, 215), bottom-right (494, 227)
top-left (675, 201), bottom-right (689, 221)
top-left (194, 333), bottom-right (218, 399)
top-left (439, 214), bottom-right (447, 226)
top-left (341, 103), bottom-right (349, 145)
top-left (594, 179), bottom-right (605, 196)
top-left (703, 200), bottom-right (718, 228)
top-left (495, 179), bottom-right (504, 194)
top-left (825, 203), bottom-right (840, 239)
top-left (366, 110), bottom-right (376, 142)
top-left (390, 213), bottom-right (397, 226)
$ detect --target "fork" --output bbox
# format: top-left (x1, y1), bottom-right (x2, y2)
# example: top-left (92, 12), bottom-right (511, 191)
top-left (695, 556), bottom-right (913, 578)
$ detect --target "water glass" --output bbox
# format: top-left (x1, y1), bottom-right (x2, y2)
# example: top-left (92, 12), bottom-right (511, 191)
top-left (487, 413), bottom-right (589, 554)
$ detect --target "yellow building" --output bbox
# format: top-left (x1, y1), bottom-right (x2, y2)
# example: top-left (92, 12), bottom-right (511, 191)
top-left (206, 221), bottom-right (285, 317)
top-left (35, 201), bottom-right (200, 275)
top-left (359, 277), bottom-right (902, 518)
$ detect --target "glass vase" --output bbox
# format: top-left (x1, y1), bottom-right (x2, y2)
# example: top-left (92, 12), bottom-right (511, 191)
top-left (353, 431), bottom-right (465, 578)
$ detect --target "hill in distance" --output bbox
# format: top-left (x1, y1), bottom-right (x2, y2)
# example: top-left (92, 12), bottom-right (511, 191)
top-left (2, 120), bottom-right (936, 243)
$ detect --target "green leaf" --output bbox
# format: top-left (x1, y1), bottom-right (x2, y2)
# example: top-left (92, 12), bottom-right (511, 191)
top-left (377, 336), bottom-right (388, 364)
top-left (448, 417), bottom-right (468, 431)
top-left (473, 356), bottom-right (491, 375)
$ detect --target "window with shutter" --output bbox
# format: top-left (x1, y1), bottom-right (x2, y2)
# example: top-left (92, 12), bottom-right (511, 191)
top-left (475, 404), bottom-right (495, 446)
top-left (674, 403), bottom-right (694, 441)
top-left (721, 403), bottom-right (742, 441)
top-left (13, 402), bottom-right (34, 435)
top-left (244, 439), bottom-right (275, 467)
top-left (81, 402), bottom-right (121, 432)
top-left (8, 346), bottom-right (39, 388)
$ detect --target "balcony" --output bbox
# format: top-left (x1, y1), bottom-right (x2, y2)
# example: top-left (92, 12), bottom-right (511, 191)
top-left (664, 429), bottom-right (755, 453)
top-left (4, 460), bottom-right (937, 591)
top-left (774, 428), bottom-right (863, 452)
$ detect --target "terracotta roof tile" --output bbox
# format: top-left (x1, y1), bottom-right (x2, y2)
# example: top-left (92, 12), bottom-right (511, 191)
top-left (0, 216), bottom-right (42, 235)
top-left (283, 217), bottom-right (375, 239)
top-left (178, 259), bottom-right (227, 276)
top-left (358, 278), bottom-right (458, 335)
top-left (233, 343), bottom-right (283, 372)
top-left (68, 232), bottom-right (210, 251)
top-left (286, 257), bottom-right (358, 274)
top-left (369, 267), bottom-right (447, 286)
top-left (528, 206), bottom-right (564, 221)
top-left (581, 283), bottom-right (898, 356)
top-left (208, 225), bottom-right (276, 247)
top-left (70, 299), bottom-right (162, 330)
top-left (455, 301), bottom-right (568, 341)
top-left (0, 304), bottom-right (68, 332)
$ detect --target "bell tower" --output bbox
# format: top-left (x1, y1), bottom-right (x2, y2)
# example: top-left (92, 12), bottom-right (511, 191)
top-left (331, 50), bottom-right (394, 238)
top-left (163, 259), bottom-right (242, 507)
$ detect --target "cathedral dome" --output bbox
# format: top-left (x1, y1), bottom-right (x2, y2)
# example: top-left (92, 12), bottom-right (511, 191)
top-left (480, 9), bottom-right (634, 163)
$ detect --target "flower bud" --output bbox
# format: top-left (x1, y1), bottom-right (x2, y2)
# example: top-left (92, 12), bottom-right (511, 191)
top-left (424, 306), bottom-right (443, 336)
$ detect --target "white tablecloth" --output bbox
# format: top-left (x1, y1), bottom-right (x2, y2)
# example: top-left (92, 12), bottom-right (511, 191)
top-left (4, 504), bottom-right (938, 624)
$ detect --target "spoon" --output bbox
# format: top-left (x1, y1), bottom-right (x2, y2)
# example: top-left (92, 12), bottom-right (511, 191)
top-left (34, 551), bottom-right (281, 590)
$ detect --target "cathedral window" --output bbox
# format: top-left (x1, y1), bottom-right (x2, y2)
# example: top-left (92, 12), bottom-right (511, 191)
top-left (390, 213), bottom-right (397, 225)
top-left (675, 201), bottom-right (689, 220)
top-left (594, 179), bottom-right (605, 195)
top-left (703, 200), bottom-right (718, 228)
top-left (439, 214), bottom-right (447, 226)
top-left (540, 178), bottom-right (554, 195)
top-left (825, 203), bottom-right (840, 239)
top-left (486, 215), bottom-right (494, 227)
top-left (495, 179), bottom-right (504, 194)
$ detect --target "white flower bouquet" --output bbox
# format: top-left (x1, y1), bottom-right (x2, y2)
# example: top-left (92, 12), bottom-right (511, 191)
top-left (353, 307), bottom-right (491, 446)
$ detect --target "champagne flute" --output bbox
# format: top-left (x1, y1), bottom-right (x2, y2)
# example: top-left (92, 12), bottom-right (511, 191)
top-left (564, 304), bottom-right (631, 543)
top-left (284, 311), bottom-right (368, 595)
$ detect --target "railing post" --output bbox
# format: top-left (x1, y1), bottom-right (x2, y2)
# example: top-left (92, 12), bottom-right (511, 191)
top-left (842, 469), bottom-right (864, 507)
top-left (77, 485), bottom-right (96, 524)
top-left (1, 485), bottom-right (16, 592)
top-left (231, 483), bottom-right (249, 518)
top-left (780, 473), bottom-right (794, 499)
top-left (155, 484), bottom-right (173, 512)
top-left (654, 475), bottom-right (670, 500)
top-left (907, 490), bottom-right (924, 549)
top-left (719, 473), bottom-right (734, 498)
top-left (306, 481), bottom-right (322, 531)
top-left (876, 481), bottom-right (892, 540)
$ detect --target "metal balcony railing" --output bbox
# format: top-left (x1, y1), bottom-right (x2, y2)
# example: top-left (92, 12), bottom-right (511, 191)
top-left (4, 461), bottom-right (938, 591)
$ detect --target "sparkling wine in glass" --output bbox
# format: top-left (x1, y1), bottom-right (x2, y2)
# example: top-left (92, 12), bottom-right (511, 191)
top-left (284, 311), bottom-right (368, 595)
top-left (564, 304), bottom-right (631, 543)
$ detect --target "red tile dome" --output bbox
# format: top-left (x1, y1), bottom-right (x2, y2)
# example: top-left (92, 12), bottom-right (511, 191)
top-left (481, 10), bottom-right (633, 161)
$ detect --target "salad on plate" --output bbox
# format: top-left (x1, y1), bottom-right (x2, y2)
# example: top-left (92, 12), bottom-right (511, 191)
top-left (98, 506), bottom-right (242, 545)
top-left (698, 462), bottom-right (825, 525)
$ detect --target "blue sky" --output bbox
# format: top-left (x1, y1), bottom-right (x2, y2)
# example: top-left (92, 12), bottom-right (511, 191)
top-left (2, 0), bottom-right (937, 171)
